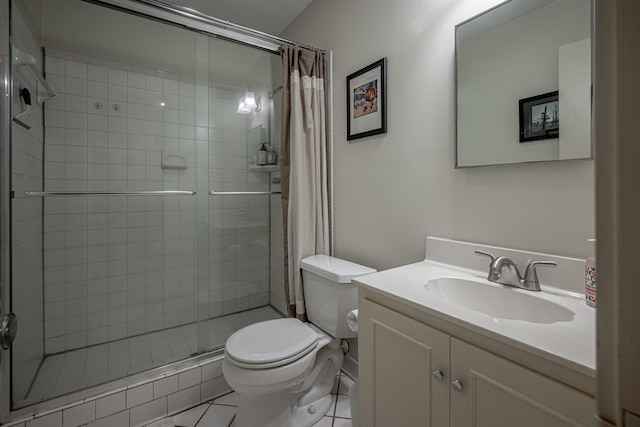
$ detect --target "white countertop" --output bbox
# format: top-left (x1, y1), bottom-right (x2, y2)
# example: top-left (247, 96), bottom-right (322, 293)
top-left (354, 259), bottom-right (596, 379)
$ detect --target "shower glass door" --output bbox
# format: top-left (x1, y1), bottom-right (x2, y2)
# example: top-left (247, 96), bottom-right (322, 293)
top-left (8, 0), bottom-right (282, 411)
top-left (201, 37), bottom-right (282, 351)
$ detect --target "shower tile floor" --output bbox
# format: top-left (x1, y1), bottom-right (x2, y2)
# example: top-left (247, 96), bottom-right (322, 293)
top-left (24, 306), bottom-right (282, 406)
top-left (156, 371), bottom-right (354, 427)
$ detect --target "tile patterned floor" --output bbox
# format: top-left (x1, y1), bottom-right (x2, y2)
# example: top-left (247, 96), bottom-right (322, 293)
top-left (165, 371), bottom-right (355, 427)
top-left (23, 306), bottom-right (282, 407)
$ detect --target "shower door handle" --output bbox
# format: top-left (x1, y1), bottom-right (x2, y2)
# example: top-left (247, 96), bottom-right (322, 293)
top-left (0, 313), bottom-right (17, 350)
top-left (209, 190), bottom-right (282, 195)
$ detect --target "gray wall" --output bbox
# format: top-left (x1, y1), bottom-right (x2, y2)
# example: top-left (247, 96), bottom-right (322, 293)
top-left (282, 0), bottom-right (595, 271)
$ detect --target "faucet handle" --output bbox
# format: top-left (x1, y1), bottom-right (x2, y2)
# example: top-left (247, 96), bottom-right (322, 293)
top-left (474, 250), bottom-right (497, 264)
top-left (475, 250), bottom-right (501, 281)
top-left (523, 260), bottom-right (557, 290)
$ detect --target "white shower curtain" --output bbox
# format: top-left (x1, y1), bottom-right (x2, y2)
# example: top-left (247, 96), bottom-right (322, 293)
top-left (279, 44), bottom-right (330, 319)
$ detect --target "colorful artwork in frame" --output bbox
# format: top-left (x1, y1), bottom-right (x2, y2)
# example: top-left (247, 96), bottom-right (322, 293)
top-left (347, 58), bottom-right (387, 140)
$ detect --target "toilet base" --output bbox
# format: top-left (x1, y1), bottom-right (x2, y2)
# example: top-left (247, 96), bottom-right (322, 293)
top-left (292, 393), bottom-right (333, 426)
top-left (231, 390), bottom-right (294, 427)
top-left (229, 389), bottom-right (332, 427)
top-left (228, 342), bottom-right (343, 427)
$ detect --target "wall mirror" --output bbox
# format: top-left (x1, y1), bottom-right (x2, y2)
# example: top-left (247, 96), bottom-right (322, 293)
top-left (455, 0), bottom-right (592, 168)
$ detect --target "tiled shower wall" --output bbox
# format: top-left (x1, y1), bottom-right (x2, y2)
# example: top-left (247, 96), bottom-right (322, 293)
top-left (42, 48), bottom-right (271, 354)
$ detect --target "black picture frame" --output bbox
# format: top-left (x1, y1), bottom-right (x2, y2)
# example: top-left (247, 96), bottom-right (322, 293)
top-left (346, 58), bottom-right (387, 141)
top-left (519, 91), bottom-right (559, 142)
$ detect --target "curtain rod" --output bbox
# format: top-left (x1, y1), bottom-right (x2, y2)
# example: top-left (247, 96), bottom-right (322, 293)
top-left (92, 0), bottom-right (325, 54)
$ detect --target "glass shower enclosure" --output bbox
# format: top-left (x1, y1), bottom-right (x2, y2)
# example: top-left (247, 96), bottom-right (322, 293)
top-left (2, 0), bottom-right (286, 414)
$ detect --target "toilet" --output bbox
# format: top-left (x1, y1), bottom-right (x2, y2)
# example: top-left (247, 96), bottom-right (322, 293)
top-left (222, 254), bottom-right (376, 427)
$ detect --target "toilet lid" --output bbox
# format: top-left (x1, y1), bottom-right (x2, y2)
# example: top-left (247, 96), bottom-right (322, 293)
top-left (225, 318), bottom-right (318, 365)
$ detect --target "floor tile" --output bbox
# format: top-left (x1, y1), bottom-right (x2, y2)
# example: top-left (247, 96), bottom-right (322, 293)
top-left (197, 404), bottom-right (236, 427)
top-left (213, 392), bottom-right (239, 406)
top-left (334, 394), bottom-right (351, 418)
top-left (336, 374), bottom-right (355, 395)
top-left (313, 416), bottom-right (334, 427)
top-left (325, 394), bottom-right (337, 418)
top-left (146, 419), bottom-right (176, 427)
top-left (333, 418), bottom-right (353, 427)
top-left (172, 403), bottom-right (209, 427)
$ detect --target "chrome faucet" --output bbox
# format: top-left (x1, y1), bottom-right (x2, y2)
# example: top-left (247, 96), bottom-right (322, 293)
top-left (474, 250), bottom-right (557, 291)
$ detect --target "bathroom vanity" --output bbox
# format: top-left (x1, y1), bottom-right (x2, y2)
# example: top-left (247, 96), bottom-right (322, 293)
top-left (354, 237), bottom-right (596, 426)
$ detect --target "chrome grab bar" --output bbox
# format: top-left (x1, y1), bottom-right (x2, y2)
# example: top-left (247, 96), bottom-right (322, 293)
top-left (24, 190), bottom-right (196, 197)
top-left (209, 190), bottom-right (281, 195)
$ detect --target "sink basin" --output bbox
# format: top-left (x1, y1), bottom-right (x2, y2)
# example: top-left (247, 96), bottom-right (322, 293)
top-left (424, 277), bottom-right (574, 324)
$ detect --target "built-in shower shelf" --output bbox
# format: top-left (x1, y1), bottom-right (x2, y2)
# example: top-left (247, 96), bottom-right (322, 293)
top-left (248, 164), bottom-right (279, 172)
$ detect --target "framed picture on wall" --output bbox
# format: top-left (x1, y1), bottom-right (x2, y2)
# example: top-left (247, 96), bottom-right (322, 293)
top-left (346, 58), bottom-right (387, 140)
top-left (519, 91), bottom-right (559, 142)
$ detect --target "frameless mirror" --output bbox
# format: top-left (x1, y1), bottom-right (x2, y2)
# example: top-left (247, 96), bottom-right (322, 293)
top-left (455, 0), bottom-right (592, 168)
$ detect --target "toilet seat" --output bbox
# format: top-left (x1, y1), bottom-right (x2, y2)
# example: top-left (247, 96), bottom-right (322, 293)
top-left (225, 318), bottom-right (319, 369)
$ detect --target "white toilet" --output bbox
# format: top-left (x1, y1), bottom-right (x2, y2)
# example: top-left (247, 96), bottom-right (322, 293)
top-left (222, 254), bottom-right (375, 427)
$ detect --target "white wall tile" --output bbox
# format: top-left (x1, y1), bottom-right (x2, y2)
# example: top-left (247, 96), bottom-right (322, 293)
top-left (127, 72), bottom-right (146, 90)
top-left (129, 397), bottom-right (167, 427)
top-left (95, 391), bottom-right (126, 419)
top-left (178, 367), bottom-right (202, 390)
top-left (46, 56), bottom-right (66, 75)
top-left (66, 61), bottom-right (87, 80)
top-left (108, 68), bottom-right (128, 86)
top-left (47, 74), bottom-right (66, 93)
top-left (46, 93), bottom-right (66, 112)
top-left (66, 77), bottom-right (88, 96)
top-left (88, 81), bottom-right (108, 99)
top-left (146, 90), bottom-right (163, 107)
top-left (65, 112), bottom-right (87, 130)
top-left (46, 110), bottom-right (66, 128)
top-left (200, 376), bottom-right (230, 402)
top-left (108, 85), bottom-right (127, 102)
top-left (87, 410), bottom-right (128, 427)
top-left (167, 384), bottom-right (200, 415)
top-left (88, 65), bottom-right (108, 83)
top-left (66, 95), bottom-right (87, 113)
top-left (62, 400), bottom-right (95, 427)
top-left (127, 383), bottom-right (153, 408)
top-left (153, 375), bottom-right (178, 399)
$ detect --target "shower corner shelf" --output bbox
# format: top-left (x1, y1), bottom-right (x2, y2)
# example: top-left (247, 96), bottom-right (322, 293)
top-left (248, 164), bottom-right (279, 172)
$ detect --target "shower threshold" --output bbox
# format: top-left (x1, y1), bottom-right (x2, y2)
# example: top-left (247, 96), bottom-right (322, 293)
top-left (17, 306), bottom-right (282, 409)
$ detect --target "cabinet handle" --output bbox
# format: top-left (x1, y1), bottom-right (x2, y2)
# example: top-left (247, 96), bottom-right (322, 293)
top-left (452, 379), bottom-right (463, 392)
top-left (432, 370), bottom-right (444, 382)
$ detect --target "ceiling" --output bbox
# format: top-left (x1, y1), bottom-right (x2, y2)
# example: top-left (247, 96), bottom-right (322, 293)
top-left (162, 0), bottom-right (314, 36)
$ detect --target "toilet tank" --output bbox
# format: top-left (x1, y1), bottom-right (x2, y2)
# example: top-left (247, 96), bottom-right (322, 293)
top-left (300, 255), bottom-right (376, 339)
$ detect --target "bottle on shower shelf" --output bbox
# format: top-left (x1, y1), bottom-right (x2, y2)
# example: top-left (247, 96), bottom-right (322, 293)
top-left (266, 145), bottom-right (277, 165)
top-left (257, 143), bottom-right (268, 166)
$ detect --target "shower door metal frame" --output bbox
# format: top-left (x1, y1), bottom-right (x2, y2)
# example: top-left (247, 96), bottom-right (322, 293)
top-left (0, 0), bottom-right (333, 421)
top-left (0, 0), bottom-right (12, 421)
top-left (91, 0), bottom-right (324, 54)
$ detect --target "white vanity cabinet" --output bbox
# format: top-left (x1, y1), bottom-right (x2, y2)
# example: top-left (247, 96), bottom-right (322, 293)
top-left (359, 298), bottom-right (596, 427)
top-left (359, 299), bottom-right (450, 426)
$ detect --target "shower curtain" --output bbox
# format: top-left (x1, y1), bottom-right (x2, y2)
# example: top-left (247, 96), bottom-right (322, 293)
top-left (280, 44), bottom-right (330, 319)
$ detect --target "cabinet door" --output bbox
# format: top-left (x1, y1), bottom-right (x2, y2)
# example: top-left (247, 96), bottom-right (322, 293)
top-left (359, 299), bottom-right (450, 427)
top-left (450, 338), bottom-right (595, 427)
